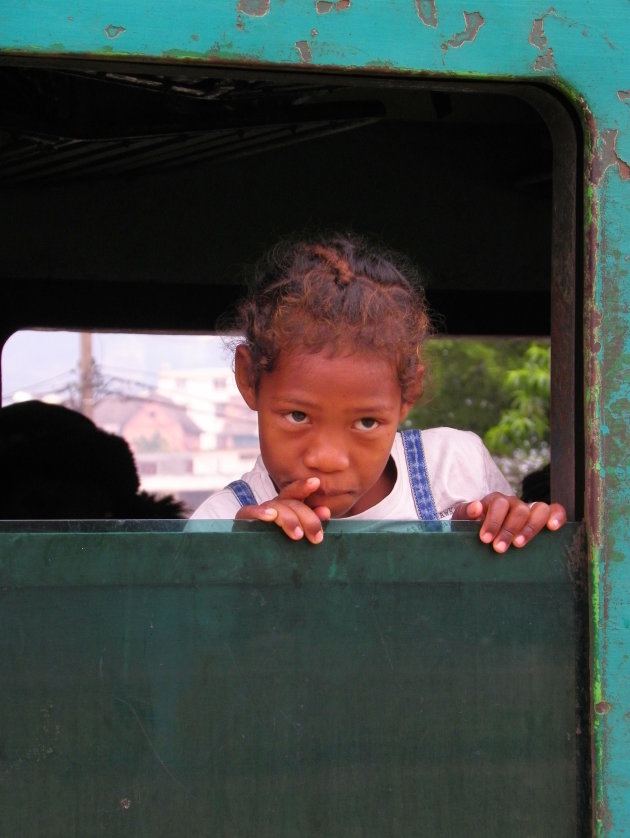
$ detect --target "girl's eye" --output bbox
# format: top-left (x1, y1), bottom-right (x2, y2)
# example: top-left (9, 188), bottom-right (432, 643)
top-left (354, 417), bottom-right (379, 430)
top-left (287, 411), bottom-right (308, 424)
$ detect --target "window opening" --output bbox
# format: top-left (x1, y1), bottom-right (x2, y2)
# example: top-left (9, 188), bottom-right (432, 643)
top-left (3, 329), bottom-right (552, 514)
top-left (0, 68), bottom-right (581, 518)
top-left (1, 331), bottom-right (258, 516)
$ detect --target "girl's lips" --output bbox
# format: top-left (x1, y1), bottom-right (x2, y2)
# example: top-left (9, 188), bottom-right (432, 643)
top-left (311, 487), bottom-right (353, 499)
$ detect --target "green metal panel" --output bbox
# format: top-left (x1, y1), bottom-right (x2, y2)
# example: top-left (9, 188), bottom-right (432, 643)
top-left (0, 522), bottom-right (585, 836)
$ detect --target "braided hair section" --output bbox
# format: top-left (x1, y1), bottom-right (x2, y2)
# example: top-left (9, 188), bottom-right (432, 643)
top-left (236, 234), bottom-right (432, 403)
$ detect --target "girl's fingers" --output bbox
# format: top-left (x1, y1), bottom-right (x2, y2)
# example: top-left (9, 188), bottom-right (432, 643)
top-left (453, 493), bottom-right (566, 553)
top-left (510, 502), bottom-right (566, 547)
top-left (277, 477), bottom-right (321, 501)
top-left (489, 500), bottom-right (561, 552)
top-left (478, 495), bottom-right (517, 550)
top-left (237, 499), bottom-right (325, 544)
top-left (240, 492), bottom-right (568, 551)
top-left (546, 502), bottom-right (567, 530)
top-left (451, 500), bottom-right (484, 521)
top-left (236, 505), bottom-right (277, 522)
top-left (273, 500), bottom-right (325, 543)
top-left (509, 502), bottom-right (551, 548)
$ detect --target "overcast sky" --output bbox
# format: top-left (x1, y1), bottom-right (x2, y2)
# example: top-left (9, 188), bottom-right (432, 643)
top-left (1, 330), bottom-right (233, 406)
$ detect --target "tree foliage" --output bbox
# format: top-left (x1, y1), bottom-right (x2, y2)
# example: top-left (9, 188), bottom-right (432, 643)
top-left (405, 338), bottom-right (550, 457)
top-left (483, 343), bottom-right (550, 455)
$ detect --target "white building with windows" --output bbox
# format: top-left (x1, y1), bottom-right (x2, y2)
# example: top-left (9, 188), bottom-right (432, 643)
top-left (141, 366), bottom-right (259, 511)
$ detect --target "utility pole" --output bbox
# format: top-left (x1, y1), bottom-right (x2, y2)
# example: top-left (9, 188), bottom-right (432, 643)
top-left (79, 332), bottom-right (94, 419)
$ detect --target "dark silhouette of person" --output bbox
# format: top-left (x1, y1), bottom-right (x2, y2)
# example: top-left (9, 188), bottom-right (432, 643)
top-left (521, 462), bottom-right (550, 505)
top-left (0, 400), bottom-right (184, 518)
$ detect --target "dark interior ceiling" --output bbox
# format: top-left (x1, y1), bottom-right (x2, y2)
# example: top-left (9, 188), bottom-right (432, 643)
top-left (0, 67), bottom-right (389, 185)
top-left (0, 65), bottom-right (551, 186)
top-left (0, 64), bottom-right (555, 336)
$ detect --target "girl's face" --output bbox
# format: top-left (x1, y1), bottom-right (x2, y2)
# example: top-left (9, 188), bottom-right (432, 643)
top-left (236, 346), bottom-right (421, 517)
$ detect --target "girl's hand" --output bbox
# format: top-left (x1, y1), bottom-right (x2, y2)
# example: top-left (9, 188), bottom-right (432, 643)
top-left (235, 477), bottom-right (331, 544)
top-left (452, 492), bottom-right (567, 553)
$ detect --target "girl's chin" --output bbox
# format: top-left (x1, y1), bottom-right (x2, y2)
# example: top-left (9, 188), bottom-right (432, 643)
top-left (307, 495), bottom-right (356, 518)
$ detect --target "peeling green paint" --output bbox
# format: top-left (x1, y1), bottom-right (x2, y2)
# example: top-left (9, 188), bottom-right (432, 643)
top-left (591, 540), bottom-right (605, 836)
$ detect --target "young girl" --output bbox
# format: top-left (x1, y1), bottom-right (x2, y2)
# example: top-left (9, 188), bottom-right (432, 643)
top-left (191, 234), bottom-right (566, 552)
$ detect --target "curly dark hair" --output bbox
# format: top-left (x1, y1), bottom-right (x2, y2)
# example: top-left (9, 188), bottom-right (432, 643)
top-left (235, 233), bottom-right (432, 402)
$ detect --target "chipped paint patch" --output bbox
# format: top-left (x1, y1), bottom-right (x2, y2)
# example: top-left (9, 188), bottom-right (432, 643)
top-left (295, 39), bottom-right (312, 63)
top-left (592, 129), bottom-right (630, 184)
top-left (596, 799), bottom-right (613, 834)
top-left (237, 0), bottom-right (270, 17)
top-left (104, 24), bottom-right (126, 40)
top-left (603, 35), bottom-right (616, 52)
top-left (618, 90), bottom-right (630, 103)
top-left (414, 0), bottom-right (438, 28)
top-left (441, 11), bottom-right (484, 52)
top-left (316, 0), bottom-right (350, 13)
top-left (529, 9), bottom-right (557, 71)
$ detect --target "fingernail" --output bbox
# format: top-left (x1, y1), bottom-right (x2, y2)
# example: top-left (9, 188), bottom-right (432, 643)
top-left (549, 518), bottom-right (560, 530)
top-left (481, 532), bottom-right (493, 543)
top-left (514, 535), bottom-right (525, 547)
top-left (262, 508), bottom-right (276, 518)
top-left (293, 527), bottom-right (304, 539)
top-left (313, 531), bottom-right (324, 544)
top-left (495, 540), bottom-right (507, 553)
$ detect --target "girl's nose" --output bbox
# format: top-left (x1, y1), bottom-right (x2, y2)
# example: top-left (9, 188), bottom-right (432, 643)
top-left (303, 436), bottom-right (350, 472)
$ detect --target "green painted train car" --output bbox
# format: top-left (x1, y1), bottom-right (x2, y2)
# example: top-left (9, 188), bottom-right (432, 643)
top-left (0, 1), bottom-right (628, 834)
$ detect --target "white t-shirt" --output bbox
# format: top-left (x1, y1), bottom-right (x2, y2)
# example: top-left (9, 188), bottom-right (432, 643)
top-left (190, 427), bottom-right (512, 521)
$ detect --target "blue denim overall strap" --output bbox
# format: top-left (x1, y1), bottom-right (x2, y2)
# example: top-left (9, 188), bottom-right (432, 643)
top-left (400, 429), bottom-right (438, 520)
top-left (227, 479), bottom-right (257, 507)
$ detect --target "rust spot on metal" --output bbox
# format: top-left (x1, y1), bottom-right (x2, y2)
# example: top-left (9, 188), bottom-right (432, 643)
top-left (533, 51), bottom-right (555, 71)
top-left (595, 700), bottom-right (612, 715)
top-left (595, 800), bottom-right (613, 832)
top-left (582, 108), bottom-right (604, 554)
top-left (316, 0), bottom-right (350, 13)
top-left (441, 11), bottom-right (484, 51)
top-left (237, 0), bottom-right (270, 16)
top-left (529, 10), bottom-right (557, 71)
top-left (529, 16), bottom-right (548, 50)
top-left (295, 40), bottom-right (313, 63)
top-left (104, 24), bottom-right (126, 40)
top-left (414, 0), bottom-right (438, 28)
top-left (592, 129), bottom-right (630, 184)
top-left (618, 90), bottom-right (630, 103)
